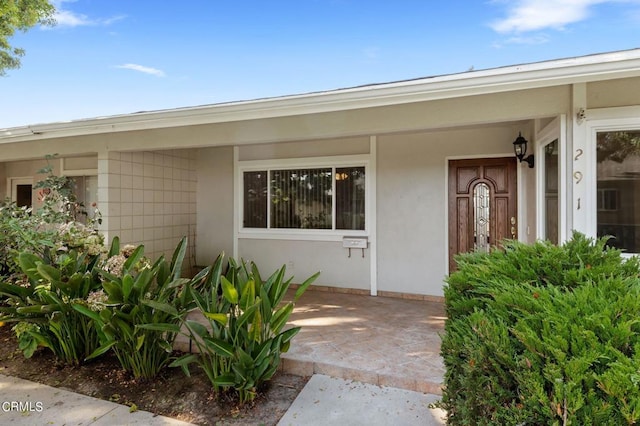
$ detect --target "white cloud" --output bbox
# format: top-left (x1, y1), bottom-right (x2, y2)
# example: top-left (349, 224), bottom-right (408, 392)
top-left (116, 64), bottom-right (166, 77)
top-left (490, 0), bottom-right (614, 33)
top-left (49, 0), bottom-right (125, 28)
top-left (492, 34), bottom-right (552, 47)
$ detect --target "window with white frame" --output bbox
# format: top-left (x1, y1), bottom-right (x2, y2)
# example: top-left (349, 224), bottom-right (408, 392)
top-left (69, 175), bottom-right (98, 221)
top-left (241, 160), bottom-right (366, 233)
top-left (596, 130), bottom-right (640, 253)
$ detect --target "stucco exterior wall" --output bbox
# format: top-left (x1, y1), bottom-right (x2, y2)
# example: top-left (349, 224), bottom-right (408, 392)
top-left (238, 239), bottom-right (369, 290)
top-left (4, 158), bottom-right (61, 209)
top-left (196, 146), bottom-right (234, 265)
top-left (587, 77), bottom-right (640, 109)
top-left (376, 125), bottom-right (525, 296)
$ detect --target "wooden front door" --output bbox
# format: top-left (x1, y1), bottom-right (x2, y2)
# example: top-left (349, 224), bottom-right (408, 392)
top-left (448, 157), bottom-right (517, 272)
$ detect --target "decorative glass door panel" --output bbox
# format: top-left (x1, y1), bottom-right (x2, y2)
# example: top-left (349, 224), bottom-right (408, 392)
top-left (448, 158), bottom-right (518, 272)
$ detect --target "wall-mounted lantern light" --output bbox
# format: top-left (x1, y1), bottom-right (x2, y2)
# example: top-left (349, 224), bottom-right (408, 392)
top-left (513, 132), bottom-right (534, 168)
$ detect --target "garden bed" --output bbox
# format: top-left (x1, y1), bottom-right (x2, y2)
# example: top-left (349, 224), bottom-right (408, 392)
top-left (0, 324), bottom-right (308, 425)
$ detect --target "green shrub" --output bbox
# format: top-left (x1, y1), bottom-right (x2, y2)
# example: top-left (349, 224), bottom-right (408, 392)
top-left (0, 247), bottom-right (103, 364)
top-left (0, 156), bottom-right (98, 280)
top-left (74, 237), bottom-right (196, 379)
top-left (440, 232), bottom-right (640, 425)
top-left (171, 255), bottom-right (319, 403)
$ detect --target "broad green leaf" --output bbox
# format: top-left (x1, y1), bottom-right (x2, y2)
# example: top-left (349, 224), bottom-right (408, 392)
top-left (18, 252), bottom-right (40, 281)
top-left (170, 237), bottom-right (187, 280)
top-left (72, 303), bottom-right (101, 322)
top-left (203, 312), bottom-right (228, 326)
top-left (260, 287), bottom-right (272, 324)
top-left (122, 274), bottom-right (134, 302)
top-left (271, 303), bottom-right (294, 333)
top-left (251, 262), bottom-right (263, 288)
top-left (133, 268), bottom-right (153, 295)
top-left (16, 304), bottom-right (56, 314)
top-left (249, 309), bottom-right (262, 342)
top-left (186, 320), bottom-right (209, 338)
top-left (158, 340), bottom-right (173, 353)
top-left (294, 271), bottom-right (320, 301)
top-left (113, 317), bottom-right (133, 340)
top-left (278, 327), bottom-right (301, 345)
top-left (166, 278), bottom-right (190, 290)
top-left (203, 337), bottom-right (234, 358)
top-left (221, 276), bottom-right (239, 304)
top-left (237, 347), bottom-right (254, 369)
top-left (103, 281), bottom-right (123, 302)
top-left (122, 245), bottom-right (145, 274)
top-left (240, 279), bottom-right (256, 310)
top-left (107, 236), bottom-right (120, 257)
top-left (141, 299), bottom-right (178, 316)
top-left (253, 341), bottom-right (272, 364)
top-left (0, 282), bottom-right (32, 299)
top-left (135, 335), bottom-right (145, 351)
top-left (157, 261), bottom-right (170, 288)
top-left (169, 354), bottom-right (199, 376)
top-left (212, 374), bottom-right (236, 387)
top-left (86, 341), bottom-right (116, 360)
top-left (36, 263), bottom-right (61, 283)
top-left (236, 301), bottom-right (259, 329)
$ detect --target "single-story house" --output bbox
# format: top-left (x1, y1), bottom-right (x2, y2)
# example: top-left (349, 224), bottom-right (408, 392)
top-left (1, 49), bottom-right (640, 300)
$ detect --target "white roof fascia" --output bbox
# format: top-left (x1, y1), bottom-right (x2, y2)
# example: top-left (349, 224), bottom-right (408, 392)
top-left (2, 49), bottom-right (640, 144)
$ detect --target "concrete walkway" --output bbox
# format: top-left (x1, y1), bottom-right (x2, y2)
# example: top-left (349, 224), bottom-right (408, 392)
top-left (278, 375), bottom-right (446, 426)
top-left (1, 373), bottom-right (446, 425)
top-left (0, 374), bottom-right (192, 425)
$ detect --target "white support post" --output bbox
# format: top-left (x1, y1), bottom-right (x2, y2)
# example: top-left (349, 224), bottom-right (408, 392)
top-left (369, 136), bottom-right (378, 296)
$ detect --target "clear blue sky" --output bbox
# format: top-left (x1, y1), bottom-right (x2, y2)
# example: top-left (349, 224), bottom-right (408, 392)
top-left (2, 0), bottom-right (640, 128)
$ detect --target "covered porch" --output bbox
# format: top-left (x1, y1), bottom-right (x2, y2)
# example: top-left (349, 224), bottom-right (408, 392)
top-left (280, 289), bottom-right (445, 395)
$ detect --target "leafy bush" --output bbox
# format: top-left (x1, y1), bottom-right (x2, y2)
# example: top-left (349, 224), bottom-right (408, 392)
top-left (0, 245), bottom-right (104, 364)
top-left (171, 255), bottom-right (319, 403)
top-left (74, 237), bottom-right (197, 379)
top-left (440, 232), bottom-right (640, 425)
top-left (0, 156), bottom-right (104, 365)
top-left (0, 156), bottom-right (97, 280)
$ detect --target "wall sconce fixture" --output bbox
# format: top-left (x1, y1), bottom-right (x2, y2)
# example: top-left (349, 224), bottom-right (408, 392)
top-left (513, 132), bottom-right (534, 168)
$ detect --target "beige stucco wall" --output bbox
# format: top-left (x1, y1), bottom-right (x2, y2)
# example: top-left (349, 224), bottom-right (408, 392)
top-left (238, 136), bottom-right (370, 160)
top-left (196, 146), bottom-right (234, 265)
top-left (238, 239), bottom-right (370, 290)
top-left (4, 158), bottom-right (62, 209)
top-left (587, 77), bottom-right (640, 109)
top-left (376, 125), bottom-right (527, 296)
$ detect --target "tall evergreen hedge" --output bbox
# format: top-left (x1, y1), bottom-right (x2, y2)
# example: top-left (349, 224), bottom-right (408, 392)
top-left (440, 232), bottom-right (640, 425)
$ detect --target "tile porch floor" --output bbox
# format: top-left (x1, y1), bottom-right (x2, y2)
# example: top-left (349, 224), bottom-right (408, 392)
top-left (279, 289), bottom-right (446, 395)
top-left (175, 289), bottom-right (446, 396)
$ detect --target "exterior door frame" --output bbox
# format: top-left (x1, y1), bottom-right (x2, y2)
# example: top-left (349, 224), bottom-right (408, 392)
top-left (7, 177), bottom-right (34, 205)
top-left (444, 153), bottom-right (523, 275)
top-left (535, 115), bottom-right (568, 244)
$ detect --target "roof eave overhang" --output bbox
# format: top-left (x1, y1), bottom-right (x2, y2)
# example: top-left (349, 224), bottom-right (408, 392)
top-left (3, 50), bottom-right (640, 144)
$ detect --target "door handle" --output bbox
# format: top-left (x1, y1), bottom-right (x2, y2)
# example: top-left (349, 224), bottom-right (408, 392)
top-left (510, 217), bottom-right (517, 239)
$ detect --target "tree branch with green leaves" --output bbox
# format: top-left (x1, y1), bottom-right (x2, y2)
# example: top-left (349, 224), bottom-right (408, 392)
top-left (0, 0), bottom-right (56, 75)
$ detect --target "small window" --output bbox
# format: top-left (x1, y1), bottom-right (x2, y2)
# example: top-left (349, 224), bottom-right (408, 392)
top-left (242, 164), bottom-right (366, 232)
